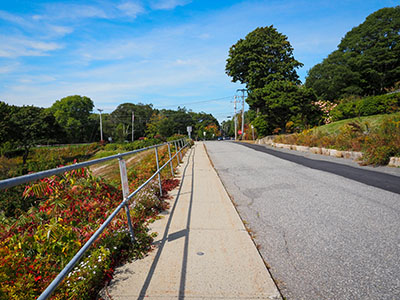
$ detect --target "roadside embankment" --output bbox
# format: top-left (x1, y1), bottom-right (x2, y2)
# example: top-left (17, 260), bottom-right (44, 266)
top-left (256, 136), bottom-right (400, 167)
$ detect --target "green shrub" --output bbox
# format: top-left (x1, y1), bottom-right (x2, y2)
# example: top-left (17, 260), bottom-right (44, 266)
top-left (331, 93), bottom-right (400, 122)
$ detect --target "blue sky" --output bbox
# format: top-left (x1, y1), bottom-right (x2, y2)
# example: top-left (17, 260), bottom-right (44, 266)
top-left (0, 0), bottom-right (397, 123)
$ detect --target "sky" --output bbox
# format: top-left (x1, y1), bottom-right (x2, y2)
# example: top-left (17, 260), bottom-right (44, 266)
top-left (0, 0), bottom-right (398, 123)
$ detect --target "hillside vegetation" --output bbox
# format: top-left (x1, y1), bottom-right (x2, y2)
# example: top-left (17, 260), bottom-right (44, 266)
top-left (274, 113), bottom-right (400, 165)
top-left (0, 142), bottom-right (187, 299)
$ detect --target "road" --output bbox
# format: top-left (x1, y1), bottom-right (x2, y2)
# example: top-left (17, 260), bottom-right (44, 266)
top-left (205, 141), bottom-right (400, 300)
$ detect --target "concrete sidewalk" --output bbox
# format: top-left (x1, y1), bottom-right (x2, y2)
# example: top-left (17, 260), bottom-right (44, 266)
top-left (107, 142), bottom-right (281, 299)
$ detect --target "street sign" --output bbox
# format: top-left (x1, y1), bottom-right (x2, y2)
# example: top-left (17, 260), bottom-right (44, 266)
top-left (238, 130), bottom-right (242, 135)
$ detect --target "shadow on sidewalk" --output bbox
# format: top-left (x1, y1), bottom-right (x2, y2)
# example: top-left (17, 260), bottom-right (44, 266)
top-left (137, 145), bottom-right (196, 300)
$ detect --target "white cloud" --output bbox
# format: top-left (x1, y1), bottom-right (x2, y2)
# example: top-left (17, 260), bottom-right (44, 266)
top-left (117, 2), bottom-right (145, 18)
top-left (48, 25), bottom-right (74, 37)
top-left (150, 0), bottom-right (191, 10)
top-left (38, 3), bottom-right (109, 21)
top-left (0, 62), bottom-right (19, 74)
top-left (0, 10), bottom-right (31, 27)
top-left (0, 35), bottom-right (62, 58)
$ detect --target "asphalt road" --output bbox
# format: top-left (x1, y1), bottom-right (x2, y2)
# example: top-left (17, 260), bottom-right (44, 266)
top-left (205, 141), bottom-right (400, 300)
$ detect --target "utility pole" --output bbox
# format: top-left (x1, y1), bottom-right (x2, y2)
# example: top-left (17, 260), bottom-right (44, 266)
top-left (237, 89), bottom-right (247, 140)
top-left (233, 96), bottom-right (238, 140)
top-left (97, 109), bottom-right (104, 142)
top-left (132, 110), bottom-right (135, 142)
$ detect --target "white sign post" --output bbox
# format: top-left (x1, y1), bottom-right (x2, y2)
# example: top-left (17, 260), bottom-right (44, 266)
top-left (187, 126), bottom-right (192, 139)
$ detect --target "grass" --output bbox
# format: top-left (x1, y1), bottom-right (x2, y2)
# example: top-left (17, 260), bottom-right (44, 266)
top-left (315, 112), bottom-right (400, 135)
top-left (90, 149), bottom-right (153, 184)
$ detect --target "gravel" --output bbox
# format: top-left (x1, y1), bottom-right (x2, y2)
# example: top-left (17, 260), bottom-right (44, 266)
top-left (205, 141), bottom-right (400, 300)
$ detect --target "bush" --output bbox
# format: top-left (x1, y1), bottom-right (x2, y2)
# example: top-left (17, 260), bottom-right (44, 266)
top-left (331, 93), bottom-right (400, 121)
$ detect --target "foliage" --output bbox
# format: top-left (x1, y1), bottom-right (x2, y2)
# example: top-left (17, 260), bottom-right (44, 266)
top-left (0, 144), bottom-right (101, 217)
top-left (247, 81), bottom-right (321, 134)
top-left (0, 143), bottom-right (185, 299)
top-left (145, 108), bottom-right (219, 140)
top-left (146, 113), bottom-right (176, 138)
top-left (0, 103), bottom-right (64, 171)
top-left (306, 6), bottom-right (400, 100)
top-left (167, 134), bottom-right (186, 142)
top-left (313, 100), bottom-right (338, 124)
top-left (0, 101), bottom-right (13, 145)
top-left (251, 115), bottom-right (270, 137)
top-left (1, 97), bottom-right (218, 147)
top-left (110, 103), bottom-right (154, 142)
top-left (225, 26), bottom-right (303, 90)
top-left (330, 93), bottom-right (400, 121)
top-left (48, 95), bottom-right (94, 143)
top-left (274, 114), bottom-right (400, 165)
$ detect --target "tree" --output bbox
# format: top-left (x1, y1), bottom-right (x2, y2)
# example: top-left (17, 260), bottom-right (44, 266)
top-left (189, 111), bottom-right (219, 139)
top-left (0, 101), bottom-right (13, 146)
top-left (226, 26), bottom-right (303, 90)
top-left (306, 6), bottom-right (400, 99)
top-left (9, 106), bottom-right (62, 172)
top-left (305, 51), bottom-right (363, 101)
top-left (111, 103), bottom-right (154, 141)
top-left (145, 113), bottom-right (175, 138)
top-left (48, 95), bottom-right (94, 143)
top-left (247, 81), bottom-right (320, 133)
top-left (226, 26), bottom-right (315, 135)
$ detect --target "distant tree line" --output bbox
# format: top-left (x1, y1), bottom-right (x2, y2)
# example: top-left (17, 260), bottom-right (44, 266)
top-left (225, 6), bottom-right (400, 136)
top-left (0, 95), bottom-right (219, 158)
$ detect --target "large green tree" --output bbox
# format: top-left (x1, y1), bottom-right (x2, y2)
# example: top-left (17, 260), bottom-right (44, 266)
top-left (48, 95), bottom-right (94, 143)
top-left (306, 6), bottom-right (400, 99)
top-left (226, 26), bottom-right (316, 135)
top-left (247, 81), bottom-right (320, 134)
top-left (226, 26), bottom-right (303, 90)
top-left (305, 51), bottom-right (363, 101)
top-left (111, 103), bottom-right (154, 141)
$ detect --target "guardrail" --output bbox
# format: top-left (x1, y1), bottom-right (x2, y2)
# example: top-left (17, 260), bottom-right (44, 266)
top-left (0, 138), bottom-right (189, 300)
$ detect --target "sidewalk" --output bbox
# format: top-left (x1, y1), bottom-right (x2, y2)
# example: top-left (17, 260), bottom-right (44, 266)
top-left (107, 142), bottom-right (281, 299)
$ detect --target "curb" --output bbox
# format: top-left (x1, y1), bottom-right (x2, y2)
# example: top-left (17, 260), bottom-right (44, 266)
top-left (256, 137), bottom-right (400, 167)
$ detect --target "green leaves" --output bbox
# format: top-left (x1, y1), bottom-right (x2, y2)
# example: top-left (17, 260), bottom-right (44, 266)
top-left (248, 81), bottom-right (320, 134)
top-left (226, 25), bottom-right (303, 90)
top-left (306, 6), bottom-right (400, 100)
top-left (48, 95), bottom-right (94, 143)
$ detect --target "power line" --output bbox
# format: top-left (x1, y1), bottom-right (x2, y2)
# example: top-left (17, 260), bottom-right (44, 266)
top-left (156, 96), bottom-right (233, 108)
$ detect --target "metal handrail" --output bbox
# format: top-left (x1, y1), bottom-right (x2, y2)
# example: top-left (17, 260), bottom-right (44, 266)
top-left (0, 138), bottom-right (188, 300)
top-left (0, 140), bottom-right (180, 190)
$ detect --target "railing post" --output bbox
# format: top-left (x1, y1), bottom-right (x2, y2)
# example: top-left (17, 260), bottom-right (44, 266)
top-left (167, 142), bottom-right (174, 176)
top-left (174, 141), bottom-right (180, 164)
top-left (154, 146), bottom-right (163, 196)
top-left (118, 157), bottom-right (135, 243)
top-left (179, 139), bottom-right (183, 161)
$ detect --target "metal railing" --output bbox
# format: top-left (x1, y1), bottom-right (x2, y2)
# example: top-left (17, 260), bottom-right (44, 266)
top-left (0, 138), bottom-right (189, 300)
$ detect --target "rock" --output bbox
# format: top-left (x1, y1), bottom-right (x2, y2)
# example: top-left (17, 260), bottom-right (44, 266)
top-left (388, 157), bottom-right (400, 167)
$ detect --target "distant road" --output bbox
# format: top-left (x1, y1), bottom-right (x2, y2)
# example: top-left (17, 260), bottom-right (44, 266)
top-left (205, 141), bottom-right (400, 300)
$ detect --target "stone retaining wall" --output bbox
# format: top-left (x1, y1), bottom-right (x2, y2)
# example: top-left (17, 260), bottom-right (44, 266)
top-left (256, 137), bottom-right (400, 167)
